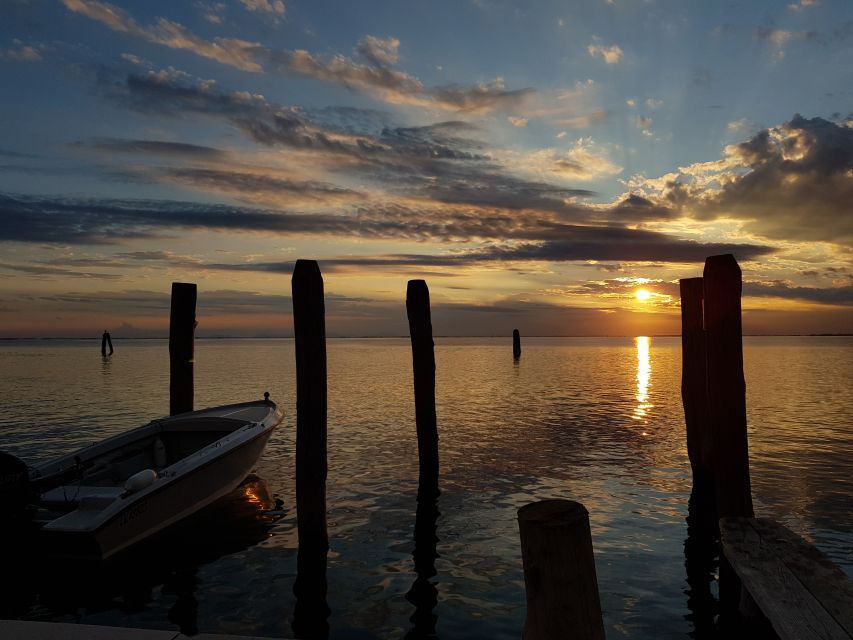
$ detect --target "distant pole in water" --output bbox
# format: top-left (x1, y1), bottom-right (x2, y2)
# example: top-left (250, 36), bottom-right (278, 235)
top-left (291, 259), bottom-right (330, 639)
top-left (703, 254), bottom-right (753, 520)
top-left (406, 280), bottom-right (439, 498)
top-left (169, 282), bottom-right (196, 416)
top-left (679, 278), bottom-right (713, 508)
top-left (518, 500), bottom-right (605, 640)
top-left (513, 329), bottom-right (521, 359)
top-left (101, 330), bottom-right (114, 356)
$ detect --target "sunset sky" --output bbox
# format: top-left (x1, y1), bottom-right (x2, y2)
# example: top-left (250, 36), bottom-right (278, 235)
top-left (1, 0), bottom-right (851, 337)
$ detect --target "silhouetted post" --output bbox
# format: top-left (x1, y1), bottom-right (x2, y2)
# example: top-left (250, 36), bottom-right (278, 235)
top-left (169, 283), bottom-right (196, 415)
top-left (680, 278), bottom-right (714, 508)
top-left (704, 255), bottom-right (754, 617)
top-left (406, 280), bottom-right (439, 498)
top-left (518, 500), bottom-right (605, 640)
top-left (703, 255), bottom-right (753, 520)
top-left (513, 329), bottom-right (522, 359)
top-left (101, 330), bottom-right (113, 356)
top-left (291, 259), bottom-right (330, 639)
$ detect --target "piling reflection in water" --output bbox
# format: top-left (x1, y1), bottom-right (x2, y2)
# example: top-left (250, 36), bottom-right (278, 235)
top-left (405, 486), bottom-right (440, 639)
top-left (683, 489), bottom-right (719, 639)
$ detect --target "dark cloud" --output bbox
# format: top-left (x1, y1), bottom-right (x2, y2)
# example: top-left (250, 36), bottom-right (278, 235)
top-left (0, 192), bottom-right (774, 265)
top-left (743, 281), bottom-right (853, 305)
top-left (644, 115), bottom-right (853, 244)
top-left (80, 138), bottom-right (228, 159)
top-left (160, 167), bottom-right (367, 203)
top-left (0, 261), bottom-right (123, 279)
top-left (101, 70), bottom-right (600, 216)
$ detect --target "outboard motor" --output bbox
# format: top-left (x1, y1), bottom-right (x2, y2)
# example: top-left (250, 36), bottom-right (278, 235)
top-left (0, 451), bottom-right (34, 517)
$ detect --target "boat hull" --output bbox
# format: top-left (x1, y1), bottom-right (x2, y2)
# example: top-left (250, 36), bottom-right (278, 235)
top-left (93, 428), bottom-right (274, 559)
top-left (34, 399), bottom-right (282, 559)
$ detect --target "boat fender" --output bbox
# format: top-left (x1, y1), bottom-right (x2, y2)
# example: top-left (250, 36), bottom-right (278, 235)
top-left (124, 469), bottom-right (157, 495)
top-left (153, 437), bottom-right (167, 468)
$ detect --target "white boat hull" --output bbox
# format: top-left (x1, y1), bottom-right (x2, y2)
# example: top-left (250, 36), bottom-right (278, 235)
top-left (32, 399), bottom-right (283, 559)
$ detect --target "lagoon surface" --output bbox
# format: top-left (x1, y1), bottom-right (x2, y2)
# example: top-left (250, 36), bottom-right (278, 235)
top-left (0, 336), bottom-right (851, 638)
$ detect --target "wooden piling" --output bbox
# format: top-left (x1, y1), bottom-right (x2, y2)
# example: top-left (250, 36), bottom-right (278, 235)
top-left (292, 259), bottom-right (329, 553)
top-left (518, 500), bottom-right (605, 640)
top-left (513, 329), bottom-right (522, 359)
top-left (406, 280), bottom-right (439, 498)
top-left (291, 259), bottom-right (330, 639)
top-left (679, 278), bottom-right (713, 502)
top-left (169, 282), bottom-right (196, 415)
top-left (703, 254), bottom-right (754, 519)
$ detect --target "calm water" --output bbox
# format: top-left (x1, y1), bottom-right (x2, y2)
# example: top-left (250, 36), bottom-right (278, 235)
top-left (0, 336), bottom-right (851, 638)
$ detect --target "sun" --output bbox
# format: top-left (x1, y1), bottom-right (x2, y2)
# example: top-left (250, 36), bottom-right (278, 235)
top-left (635, 289), bottom-right (652, 302)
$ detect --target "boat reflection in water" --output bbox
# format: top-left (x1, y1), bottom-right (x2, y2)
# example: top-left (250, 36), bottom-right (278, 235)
top-left (0, 475), bottom-right (282, 635)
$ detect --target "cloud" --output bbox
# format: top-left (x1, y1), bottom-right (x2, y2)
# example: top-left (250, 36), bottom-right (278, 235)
top-left (0, 40), bottom-right (43, 61)
top-left (98, 69), bottom-right (609, 215)
top-left (507, 116), bottom-right (529, 127)
top-left (0, 192), bottom-right (773, 264)
top-left (63, 0), bottom-right (264, 71)
top-left (355, 35), bottom-right (400, 66)
top-left (645, 98), bottom-right (663, 110)
top-left (744, 281), bottom-right (853, 305)
top-left (587, 42), bottom-right (623, 64)
top-left (239, 0), bottom-right (285, 16)
top-left (726, 118), bottom-right (756, 134)
top-left (557, 109), bottom-right (609, 129)
top-left (524, 138), bottom-right (623, 181)
top-left (635, 115), bottom-right (653, 134)
top-left (635, 115), bottom-right (853, 245)
top-left (80, 138), bottom-right (228, 159)
top-left (62, 0), bottom-right (533, 113)
top-left (788, 0), bottom-right (819, 11)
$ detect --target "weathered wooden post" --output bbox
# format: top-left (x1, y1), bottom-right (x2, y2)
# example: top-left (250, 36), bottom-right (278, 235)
top-left (679, 278), bottom-right (713, 505)
top-left (703, 255), bottom-right (753, 520)
top-left (101, 330), bottom-right (113, 356)
top-left (169, 282), bottom-right (196, 415)
top-left (406, 280), bottom-right (439, 498)
top-left (291, 259), bottom-right (330, 640)
top-left (513, 329), bottom-right (522, 359)
top-left (518, 500), bottom-right (605, 640)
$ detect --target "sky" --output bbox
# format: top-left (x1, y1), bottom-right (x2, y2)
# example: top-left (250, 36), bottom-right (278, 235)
top-left (1, 0), bottom-right (851, 337)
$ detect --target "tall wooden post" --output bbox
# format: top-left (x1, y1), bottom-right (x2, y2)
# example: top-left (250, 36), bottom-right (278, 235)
top-left (680, 278), bottom-right (713, 501)
top-left (703, 254), bottom-right (753, 519)
top-left (513, 329), bottom-right (522, 359)
top-left (406, 280), bottom-right (439, 498)
top-left (291, 259), bottom-right (330, 639)
top-left (518, 500), bottom-right (605, 640)
top-left (169, 282), bottom-right (196, 415)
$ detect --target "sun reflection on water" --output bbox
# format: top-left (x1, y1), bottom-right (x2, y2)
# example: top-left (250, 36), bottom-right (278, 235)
top-left (633, 336), bottom-right (653, 422)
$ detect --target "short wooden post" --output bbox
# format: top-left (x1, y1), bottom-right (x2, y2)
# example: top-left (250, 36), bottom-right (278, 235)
top-left (513, 329), bottom-right (522, 359)
top-left (291, 259), bottom-right (330, 640)
top-left (406, 280), bottom-right (439, 498)
top-left (679, 278), bottom-right (713, 503)
top-left (169, 283), bottom-right (196, 415)
top-left (518, 500), bottom-right (605, 640)
top-left (703, 254), bottom-right (753, 520)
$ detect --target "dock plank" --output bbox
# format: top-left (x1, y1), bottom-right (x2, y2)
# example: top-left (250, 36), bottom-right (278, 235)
top-left (721, 517), bottom-right (853, 640)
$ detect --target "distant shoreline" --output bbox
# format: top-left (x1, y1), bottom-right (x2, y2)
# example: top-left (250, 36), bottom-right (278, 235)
top-left (1, 334), bottom-right (850, 341)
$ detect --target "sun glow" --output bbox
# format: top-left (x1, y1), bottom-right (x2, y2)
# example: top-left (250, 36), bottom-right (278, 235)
top-left (635, 288), bottom-right (652, 301)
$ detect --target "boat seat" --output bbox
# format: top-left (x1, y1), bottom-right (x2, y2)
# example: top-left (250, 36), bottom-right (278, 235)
top-left (41, 485), bottom-right (123, 510)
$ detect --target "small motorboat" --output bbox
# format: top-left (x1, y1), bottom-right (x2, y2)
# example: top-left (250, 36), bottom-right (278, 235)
top-left (1, 394), bottom-right (283, 559)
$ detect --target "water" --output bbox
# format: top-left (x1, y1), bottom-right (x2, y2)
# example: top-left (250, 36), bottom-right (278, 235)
top-left (0, 336), bottom-right (851, 638)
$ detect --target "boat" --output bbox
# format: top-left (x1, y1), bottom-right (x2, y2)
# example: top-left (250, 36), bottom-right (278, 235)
top-left (1, 394), bottom-right (283, 560)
